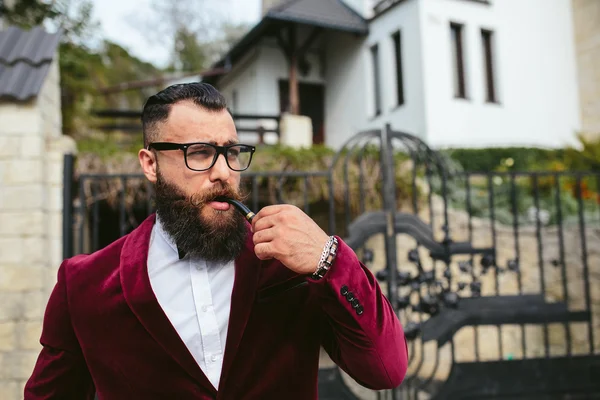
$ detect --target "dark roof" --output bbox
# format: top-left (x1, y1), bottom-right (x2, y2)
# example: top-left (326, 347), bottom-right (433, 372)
top-left (266, 0), bottom-right (368, 34)
top-left (0, 26), bottom-right (61, 101)
top-left (204, 0), bottom-right (367, 85)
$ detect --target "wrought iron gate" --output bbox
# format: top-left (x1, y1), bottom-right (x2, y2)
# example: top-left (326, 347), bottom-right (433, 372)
top-left (63, 125), bottom-right (600, 399)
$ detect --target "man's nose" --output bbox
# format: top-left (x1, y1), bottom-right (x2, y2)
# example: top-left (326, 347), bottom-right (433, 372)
top-left (209, 152), bottom-right (231, 182)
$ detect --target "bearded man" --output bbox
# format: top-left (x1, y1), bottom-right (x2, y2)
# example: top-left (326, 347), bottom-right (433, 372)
top-left (24, 83), bottom-right (408, 399)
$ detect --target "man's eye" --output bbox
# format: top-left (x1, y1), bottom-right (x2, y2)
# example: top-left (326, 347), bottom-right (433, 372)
top-left (189, 148), bottom-right (212, 156)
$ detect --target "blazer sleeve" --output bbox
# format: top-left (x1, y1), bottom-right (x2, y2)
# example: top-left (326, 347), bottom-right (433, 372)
top-left (24, 260), bottom-right (95, 399)
top-left (309, 237), bottom-right (408, 390)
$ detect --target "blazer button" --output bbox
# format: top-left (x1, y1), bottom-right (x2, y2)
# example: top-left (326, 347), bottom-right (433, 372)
top-left (351, 299), bottom-right (360, 308)
top-left (346, 292), bottom-right (355, 302)
top-left (341, 285), bottom-right (349, 296)
top-left (356, 306), bottom-right (364, 315)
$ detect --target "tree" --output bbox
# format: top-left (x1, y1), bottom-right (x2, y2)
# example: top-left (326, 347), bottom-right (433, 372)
top-left (202, 21), bottom-right (251, 64)
top-left (2, 0), bottom-right (100, 134)
top-left (2, 0), bottom-right (162, 135)
top-left (171, 26), bottom-right (207, 72)
top-left (0, 0), bottom-right (58, 26)
top-left (131, 0), bottom-right (250, 72)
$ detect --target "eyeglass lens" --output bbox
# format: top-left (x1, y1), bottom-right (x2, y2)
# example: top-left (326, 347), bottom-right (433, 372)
top-left (186, 144), bottom-right (252, 171)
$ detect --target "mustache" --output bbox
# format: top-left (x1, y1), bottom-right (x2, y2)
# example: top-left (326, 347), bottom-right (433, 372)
top-left (189, 184), bottom-right (246, 208)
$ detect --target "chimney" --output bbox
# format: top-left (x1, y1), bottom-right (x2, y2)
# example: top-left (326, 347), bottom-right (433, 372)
top-left (262, 0), bottom-right (285, 15)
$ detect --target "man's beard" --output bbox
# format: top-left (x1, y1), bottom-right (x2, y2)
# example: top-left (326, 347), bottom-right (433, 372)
top-left (154, 170), bottom-right (248, 263)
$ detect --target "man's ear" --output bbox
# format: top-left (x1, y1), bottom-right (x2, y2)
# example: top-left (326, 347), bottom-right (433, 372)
top-left (139, 149), bottom-right (157, 183)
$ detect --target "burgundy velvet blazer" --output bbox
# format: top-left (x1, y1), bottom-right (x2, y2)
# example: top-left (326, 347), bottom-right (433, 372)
top-left (25, 214), bottom-right (408, 399)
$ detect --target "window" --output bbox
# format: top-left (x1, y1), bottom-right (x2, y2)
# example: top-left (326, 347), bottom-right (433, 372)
top-left (392, 30), bottom-right (405, 106)
top-left (450, 23), bottom-right (467, 99)
top-left (481, 29), bottom-right (497, 103)
top-left (371, 44), bottom-right (382, 116)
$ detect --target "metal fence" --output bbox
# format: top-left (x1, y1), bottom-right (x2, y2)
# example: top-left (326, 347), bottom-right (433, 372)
top-left (91, 109), bottom-right (280, 145)
top-left (63, 125), bottom-right (600, 399)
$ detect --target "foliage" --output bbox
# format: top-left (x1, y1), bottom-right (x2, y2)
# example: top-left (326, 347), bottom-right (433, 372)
top-left (444, 133), bottom-right (600, 174)
top-left (2, 0), bottom-right (163, 136)
top-left (0, 0), bottom-right (57, 26)
top-left (133, 0), bottom-right (251, 71)
top-left (563, 133), bottom-right (600, 171)
top-left (171, 27), bottom-right (207, 73)
top-left (442, 147), bottom-right (565, 172)
top-left (77, 133), bottom-right (143, 159)
top-left (425, 135), bottom-right (600, 227)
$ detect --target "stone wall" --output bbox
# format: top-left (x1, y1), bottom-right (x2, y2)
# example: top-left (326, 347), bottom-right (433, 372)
top-left (0, 57), bottom-right (76, 399)
top-left (572, 0), bottom-right (600, 135)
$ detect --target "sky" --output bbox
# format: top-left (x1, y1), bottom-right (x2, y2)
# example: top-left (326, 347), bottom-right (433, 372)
top-left (91, 0), bottom-right (262, 68)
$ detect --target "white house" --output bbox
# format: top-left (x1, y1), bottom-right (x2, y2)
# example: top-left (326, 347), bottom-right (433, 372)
top-left (205, 0), bottom-right (586, 149)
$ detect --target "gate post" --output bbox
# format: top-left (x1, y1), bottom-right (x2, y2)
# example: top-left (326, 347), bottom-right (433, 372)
top-left (380, 126), bottom-right (400, 308)
top-left (380, 125), bottom-right (400, 398)
top-left (62, 153), bottom-right (74, 260)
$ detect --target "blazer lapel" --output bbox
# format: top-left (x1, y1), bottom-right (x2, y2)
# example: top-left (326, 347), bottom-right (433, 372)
top-left (120, 214), bottom-right (216, 395)
top-left (218, 225), bottom-right (261, 391)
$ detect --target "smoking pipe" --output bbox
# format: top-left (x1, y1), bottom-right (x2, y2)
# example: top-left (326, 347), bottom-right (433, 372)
top-left (216, 197), bottom-right (256, 222)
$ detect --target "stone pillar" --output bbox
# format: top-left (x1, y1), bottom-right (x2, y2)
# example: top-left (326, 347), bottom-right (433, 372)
top-left (279, 113), bottom-right (313, 148)
top-left (0, 57), bottom-right (75, 399)
top-left (572, 0), bottom-right (600, 136)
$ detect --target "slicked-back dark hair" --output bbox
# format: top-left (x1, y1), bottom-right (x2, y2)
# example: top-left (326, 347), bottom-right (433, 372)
top-left (141, 82), bottom-right (228, 147)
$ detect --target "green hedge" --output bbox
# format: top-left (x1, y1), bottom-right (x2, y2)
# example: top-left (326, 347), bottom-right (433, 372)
top-left (442, 147), bottom-right (566, 172)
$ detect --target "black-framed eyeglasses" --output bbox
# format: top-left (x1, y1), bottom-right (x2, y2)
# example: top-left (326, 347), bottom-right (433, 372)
top-left (147, 142), bottom-right (256, 172)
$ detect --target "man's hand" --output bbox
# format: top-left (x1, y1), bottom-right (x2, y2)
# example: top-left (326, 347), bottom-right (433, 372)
top-left (251, 205), bottom-right (330, 275)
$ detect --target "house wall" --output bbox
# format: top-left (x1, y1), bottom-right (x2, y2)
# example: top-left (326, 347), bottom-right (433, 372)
top-left (0, 57), bottom-right (75, 399)
top-left (572, 0), bottom-right (600, 136)
top-left (324, 0), bottom-right (426, 149)
top-left (420, 0), bottom-right (581, 148)
top-left (359, 0), bottom-right (428, 141)
top-left (323, 31), bottom-right (366, 149)
top-left (255, 41), bottom-right (325, 113)
top-left (219, 49), bottom-right (262, 114)
top-left (218, 31), bottom-right (325, 145)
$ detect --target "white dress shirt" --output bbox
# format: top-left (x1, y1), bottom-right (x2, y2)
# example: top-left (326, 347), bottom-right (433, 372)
top-left (147, 217), bottom-right (235, 390)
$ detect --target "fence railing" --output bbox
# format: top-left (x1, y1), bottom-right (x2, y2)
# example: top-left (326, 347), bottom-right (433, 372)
top-left (91, 109), bottom-right (281, 145)
top-left (232, 114), bottom-right (281, 145)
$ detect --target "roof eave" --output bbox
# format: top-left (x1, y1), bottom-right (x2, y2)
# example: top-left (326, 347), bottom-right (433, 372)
top-left (265, 13), bottom-right (368, 35)
top-left (204, 13), bottom-right (367, 85)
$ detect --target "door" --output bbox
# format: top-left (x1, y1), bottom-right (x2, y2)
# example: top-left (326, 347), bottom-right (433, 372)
top-left (279, 80), bottom-right (325, 145)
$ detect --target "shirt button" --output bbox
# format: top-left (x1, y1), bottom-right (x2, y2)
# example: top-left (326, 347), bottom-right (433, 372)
top-left (196, 265), bottom-right (202, 271)
top-left (201, 305), bottom-right (208, 312)
top-left (211, 354), bottom-right (218, 362)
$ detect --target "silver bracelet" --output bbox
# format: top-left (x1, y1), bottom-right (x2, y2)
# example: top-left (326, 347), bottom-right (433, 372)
top-left (312, 236), bottom-right (339, 280)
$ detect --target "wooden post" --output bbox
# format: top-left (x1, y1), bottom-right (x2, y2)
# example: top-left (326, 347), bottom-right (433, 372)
top-left (257, 125), bottom-right (265, 145)
top-left (288, 25), bottom-right (299, 115)
top-left (277, 24), bottom-right (321, 116)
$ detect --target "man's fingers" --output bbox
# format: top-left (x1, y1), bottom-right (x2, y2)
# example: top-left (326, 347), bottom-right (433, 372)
top-left (251, 205), bottom-right (286, 229)
top-left (252, 227), bottom-right (276, 245)
top-left (256, 205), bottom-right (286, 217)
top-left (252, 214), bottom-right (277, 233)
top-left (254, 242), bottom-right (276, 261)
